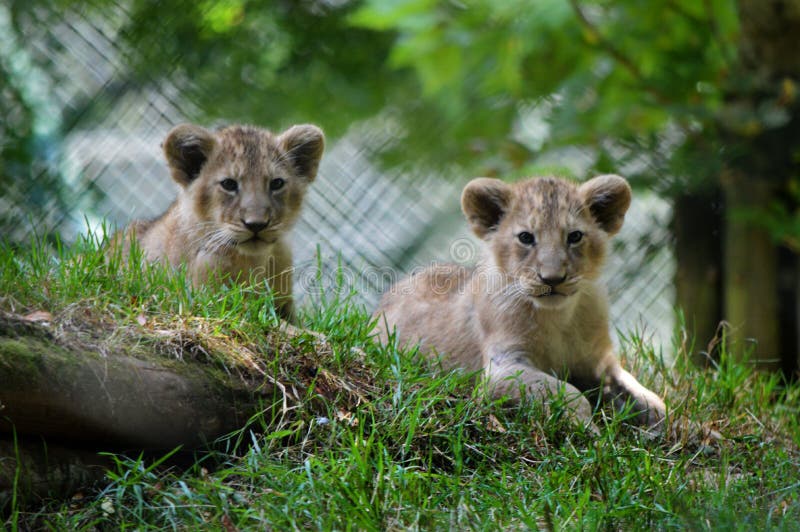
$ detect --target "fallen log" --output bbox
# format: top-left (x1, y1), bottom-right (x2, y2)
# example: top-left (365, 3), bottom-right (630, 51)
top-left (0, 321), bottom-right (273, 450)
top-left (0, 438), bottom-right (110, 507)
top-left (0, 312), bottom-right (280, 506)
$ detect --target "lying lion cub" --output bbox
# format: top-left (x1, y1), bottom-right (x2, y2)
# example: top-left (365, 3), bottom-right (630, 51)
top-left (374, 174), bottom-right (667, 431)
top-left (116, 123), bottom-right (324, 320)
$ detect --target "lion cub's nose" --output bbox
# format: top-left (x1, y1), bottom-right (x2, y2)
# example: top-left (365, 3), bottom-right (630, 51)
top-left (242, 220), bottom-right (269, 234)
top-left (539, 273), bottom-right (566, 287)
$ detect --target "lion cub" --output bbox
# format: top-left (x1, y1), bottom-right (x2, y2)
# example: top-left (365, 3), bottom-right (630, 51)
top-left (117, 123), bottom-right (324, 320)
top-left (374, 175), bottom-right (667, 431)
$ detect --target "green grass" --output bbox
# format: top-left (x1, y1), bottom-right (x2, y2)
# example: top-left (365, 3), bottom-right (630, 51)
top-left (1, 231), bottom-right (800, 530)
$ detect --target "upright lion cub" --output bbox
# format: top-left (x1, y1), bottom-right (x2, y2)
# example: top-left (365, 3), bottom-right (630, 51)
top-left (374, 175), bottom-right (667, 431)
top-left (117, 123), bottom-right (324, 320)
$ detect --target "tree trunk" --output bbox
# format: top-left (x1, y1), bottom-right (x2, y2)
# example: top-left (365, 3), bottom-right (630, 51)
top-left (673, 191), bottom-right (724, 364)
top-left (703, 0), bottom-right (800, 372)
top-left (720, 171), bottom-right (781, 369)
top-left (779, 248), bottom-right (799, 375)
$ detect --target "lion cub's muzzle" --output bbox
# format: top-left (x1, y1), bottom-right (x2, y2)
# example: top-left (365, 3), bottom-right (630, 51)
top-left (235, 218), bottom-right (279, 250)
top-left (517, 272), bottom-right (578, 308)
top-left (242, 219), bottom-right (270, 234)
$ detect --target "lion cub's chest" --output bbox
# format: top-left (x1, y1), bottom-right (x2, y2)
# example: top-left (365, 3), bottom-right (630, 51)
top-left (494, 295), bottom-right (607, 379)
top-left (525, 318), bottom-right (597, 376)
top-left (191, 242), bottom-right (278, 285)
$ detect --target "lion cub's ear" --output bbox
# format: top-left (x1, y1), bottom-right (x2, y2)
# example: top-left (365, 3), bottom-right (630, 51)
top-left (278, 125), bottom-right (325, 182)
top-left (461, 178), bottom-right (513, 239)
top-left (579, 174), bottom-right (631, 235)
top-left (163, 124), bottom-right (217, 187)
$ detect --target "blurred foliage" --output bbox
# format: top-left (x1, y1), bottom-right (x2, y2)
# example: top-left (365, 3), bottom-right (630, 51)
top-left (351, 0), bottom-right (744, 186)
top-left (115, 0), bottom-right (402, 136)
top-left (3, 0), bottom-right (799, 236)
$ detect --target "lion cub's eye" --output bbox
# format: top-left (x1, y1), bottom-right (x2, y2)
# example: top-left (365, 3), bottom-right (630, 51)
top-left (220, 178), bottom-right (238, 192)
top-left (269, 178), bottom-right (285, 191)
top-left (567, 230), bottom-right (583, 244)
top-left (517, 231), bottom-right (535, 245)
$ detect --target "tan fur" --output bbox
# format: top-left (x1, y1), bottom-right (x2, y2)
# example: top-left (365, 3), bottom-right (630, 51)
top-left (115, 123), bottom-right (325, 320)
top-left (374, 175), bottom-right (667, 431)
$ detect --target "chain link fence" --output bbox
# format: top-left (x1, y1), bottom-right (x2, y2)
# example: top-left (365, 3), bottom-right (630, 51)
top-left (0, 3), bottom-right (675, 346)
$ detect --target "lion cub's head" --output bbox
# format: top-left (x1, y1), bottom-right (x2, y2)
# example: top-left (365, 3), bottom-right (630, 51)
top-left (462, 175), bottom-right (630, 308)
top-left (163, 123), bottom-right (324, 255)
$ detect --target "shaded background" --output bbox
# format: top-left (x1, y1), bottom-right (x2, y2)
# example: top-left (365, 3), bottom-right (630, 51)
top-left (2, 0), bottom-right (798, 374)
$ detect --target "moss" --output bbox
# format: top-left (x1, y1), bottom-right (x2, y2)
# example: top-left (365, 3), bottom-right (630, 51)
top-left (0, 337), bottom-right (55, 376)
top-left (0, 316), bottom-right (53, 341)
top-left (0, 335), bottom-right (102, 388)
top-left (0, 314), bottom-right (254, 395)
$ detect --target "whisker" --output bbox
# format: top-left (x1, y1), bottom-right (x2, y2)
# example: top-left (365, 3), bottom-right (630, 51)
top-left (492, 280), bottom-right (530, 313)
top-left (188, 228), bottom-right (219, 250)
top-left (200, 231), bottom-right (222, 254)
top-left (204, 229), bottom-right (235, 255)
top-left (186, 223), bottom-right (219, 244)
